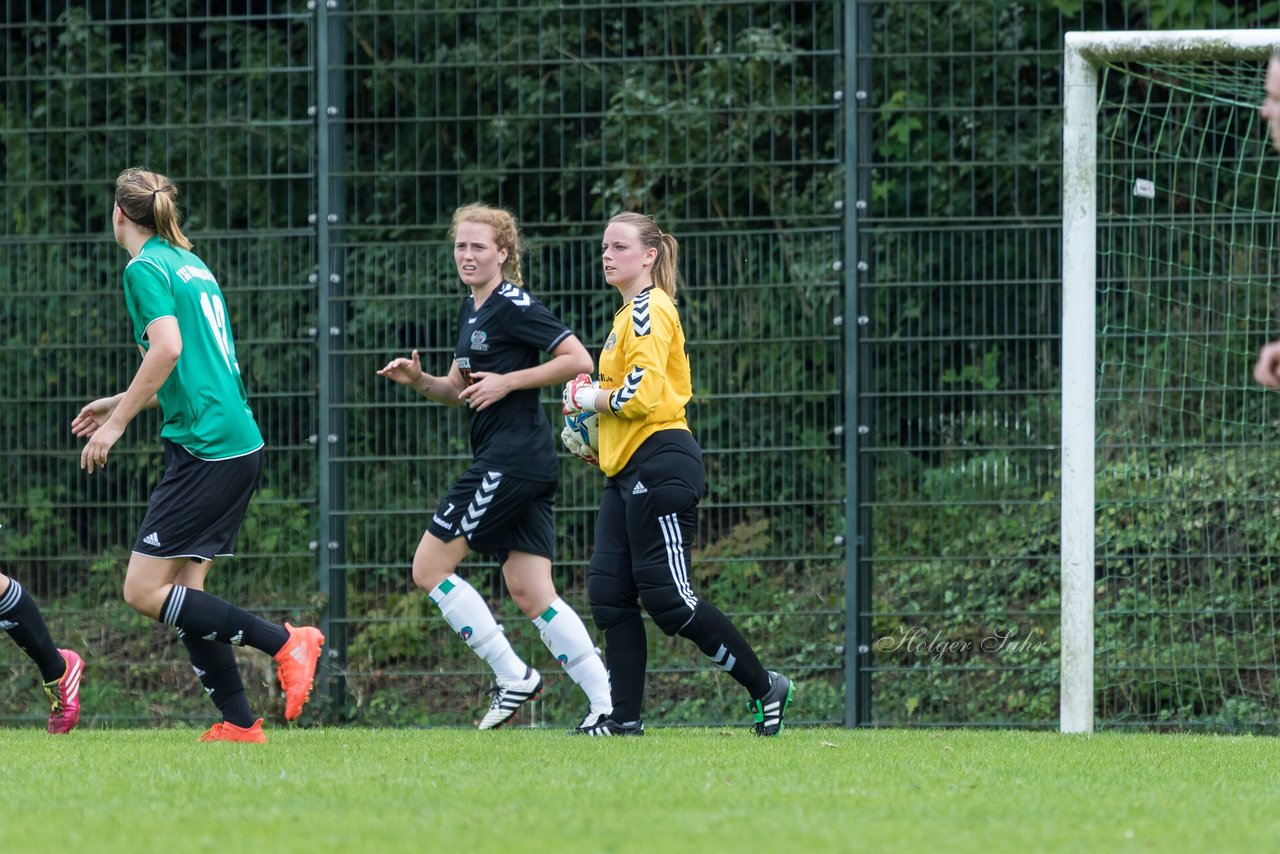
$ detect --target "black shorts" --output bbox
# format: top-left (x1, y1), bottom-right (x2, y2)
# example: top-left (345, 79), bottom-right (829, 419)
top-left (588, 430), bottom-right (705, 626)
top-left (428, 464), bottom-right (557, 562)
top-left (132, 440), bottom-right (263, 562)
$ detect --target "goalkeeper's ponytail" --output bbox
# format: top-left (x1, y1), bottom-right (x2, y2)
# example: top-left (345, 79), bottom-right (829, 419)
top-left (608, 212), bottom-right (682, 302)
top-left (652, 232), bottom-right (679, 301)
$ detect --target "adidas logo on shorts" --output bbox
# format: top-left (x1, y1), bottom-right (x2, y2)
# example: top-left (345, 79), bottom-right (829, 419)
top-left (632, 481), bottom-right (648, 495)
top-left (143, 531), bottom-right (162, 547)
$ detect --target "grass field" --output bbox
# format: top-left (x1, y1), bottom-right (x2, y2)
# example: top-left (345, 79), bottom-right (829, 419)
top-left (5, 726), bottom-right (1278, 852)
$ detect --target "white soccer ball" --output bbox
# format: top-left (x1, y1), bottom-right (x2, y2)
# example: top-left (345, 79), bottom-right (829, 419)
top-left (564, 409), bottom-right (599, 455)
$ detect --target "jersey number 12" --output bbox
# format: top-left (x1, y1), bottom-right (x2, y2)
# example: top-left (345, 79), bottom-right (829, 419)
top-left (200, 291), bottom-right (239, 374)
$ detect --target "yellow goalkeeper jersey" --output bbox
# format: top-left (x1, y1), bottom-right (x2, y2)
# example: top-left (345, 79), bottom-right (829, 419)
top-left (596, 286), bottom-right (692, 476)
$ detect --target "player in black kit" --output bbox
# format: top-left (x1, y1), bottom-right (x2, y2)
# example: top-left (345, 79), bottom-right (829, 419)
top-left (377, 204), bottom-right (613, 729)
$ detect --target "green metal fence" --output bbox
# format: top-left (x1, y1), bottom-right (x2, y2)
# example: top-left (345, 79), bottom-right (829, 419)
top-left (8, 0), bottom-right (1276, 733)
top-left (0, 2), bottom-right (843, 728)
top-left (854, 0), bottom-right (1280, 729)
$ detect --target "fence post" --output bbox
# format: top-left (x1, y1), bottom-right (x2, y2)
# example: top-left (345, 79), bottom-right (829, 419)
top-left (843, 0), bottom-right (873, 728)
top-left (315, 0), bottom-right (349, 713)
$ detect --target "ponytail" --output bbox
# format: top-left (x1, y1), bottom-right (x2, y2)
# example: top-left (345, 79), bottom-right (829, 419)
top-left (115, 167), bottom-right (192, 251)
top-left (653, 233), bottom-right (679, 300)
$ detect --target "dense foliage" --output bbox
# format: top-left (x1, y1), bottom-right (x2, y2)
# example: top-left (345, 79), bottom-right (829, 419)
top-left (5, 0), bottom-right (1280, 731)
top-left (0, 2), bottom-right (843, 727)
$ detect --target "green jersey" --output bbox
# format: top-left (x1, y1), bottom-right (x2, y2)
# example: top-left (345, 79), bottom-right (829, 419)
top-left (122, 236), bottom-right (263, 460)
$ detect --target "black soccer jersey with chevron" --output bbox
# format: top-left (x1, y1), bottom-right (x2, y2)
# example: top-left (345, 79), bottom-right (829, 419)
top-left (453, 281), bottom-right (573, 480)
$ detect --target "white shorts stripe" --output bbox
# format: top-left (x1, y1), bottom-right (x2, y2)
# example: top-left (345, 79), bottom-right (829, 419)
top-left (459, 471), bottom-right (503, 534)
top-left (658, 512), bottom-right (697, 610)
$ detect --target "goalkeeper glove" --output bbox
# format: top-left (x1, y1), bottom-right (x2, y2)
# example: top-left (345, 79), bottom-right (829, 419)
top-left (560, 423), bottom-right (599, 467)
top-left (562, 373), bottom-right (600, 413)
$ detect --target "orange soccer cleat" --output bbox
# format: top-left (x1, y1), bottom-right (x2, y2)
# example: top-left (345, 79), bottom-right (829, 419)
top-left (198, 718), bottom-right (267, 743)
top-left (273, 622), bottom-right (325, 721)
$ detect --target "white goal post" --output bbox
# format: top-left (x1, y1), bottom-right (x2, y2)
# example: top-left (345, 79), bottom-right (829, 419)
top-left (1061, 29), bottom-right (1280, 734)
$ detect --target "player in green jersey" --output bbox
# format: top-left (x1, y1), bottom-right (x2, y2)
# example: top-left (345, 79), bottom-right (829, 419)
top-left (72, 168), bottom-right (323, 742)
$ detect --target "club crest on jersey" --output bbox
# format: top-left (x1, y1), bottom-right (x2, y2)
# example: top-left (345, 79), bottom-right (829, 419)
top-left (470, 330), bottom-right (489, 352)
top-left (604, 332), bottom-right (617, 352)
top-left (459, 626), bottom-right (474, 641)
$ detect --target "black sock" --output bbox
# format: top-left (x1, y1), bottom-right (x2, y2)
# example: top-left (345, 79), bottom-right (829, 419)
top-left (180, 630), bottom-right (255, 728)
top-left (677, 603), bottom-right (771, 698)
top-left (0, 578), bottom-right (66, 682)
top-left (604, 613), bottom-right (648, 722)
top-left (160, 586), bottom-right (289, 655)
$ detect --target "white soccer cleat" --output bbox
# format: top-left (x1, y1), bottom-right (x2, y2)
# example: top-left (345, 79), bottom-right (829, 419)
top-left (478, 667), bottom-right (543, 730)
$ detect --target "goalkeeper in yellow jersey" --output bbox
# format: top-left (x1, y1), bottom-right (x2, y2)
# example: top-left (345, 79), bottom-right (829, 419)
top-left (562, 212), bottom-right (793, 736)
top-left (1254, 52), bottom-right (1280, 387)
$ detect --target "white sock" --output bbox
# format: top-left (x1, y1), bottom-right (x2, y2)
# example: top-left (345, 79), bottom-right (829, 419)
top-left (534, 597), bottom-right (612, 716)
top-left (429, 574), bottom-right (527, 683)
